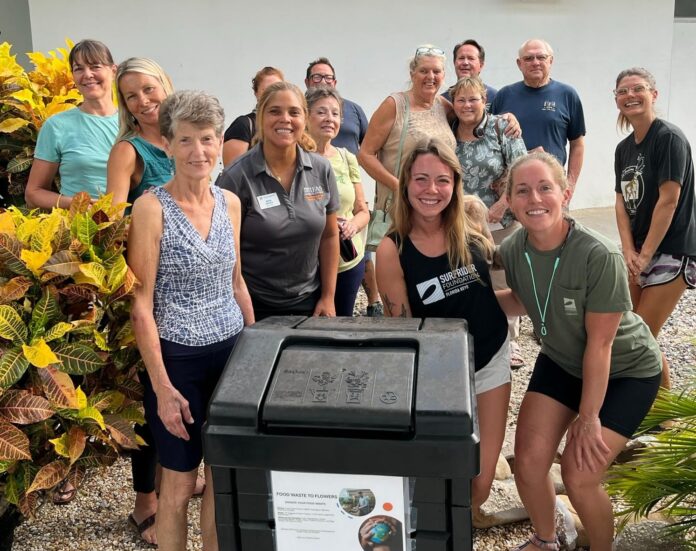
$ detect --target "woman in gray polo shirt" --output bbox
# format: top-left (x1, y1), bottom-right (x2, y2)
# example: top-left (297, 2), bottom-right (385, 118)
top-left (217, 81), bottom-right (340, 319)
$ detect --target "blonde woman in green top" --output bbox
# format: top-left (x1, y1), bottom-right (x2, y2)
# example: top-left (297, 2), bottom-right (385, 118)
top-left (306, 87), bottom-right (370, 315)
top-left (497, 152), bottom-right (661, 551)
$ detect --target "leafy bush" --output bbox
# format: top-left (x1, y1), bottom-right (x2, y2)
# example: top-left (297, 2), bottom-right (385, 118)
top-left (0, 193), bottom-right (142, 517)
top-left (607, 381), bottom-right (696, 547)
top-left (0, 39), bottom-right (80, 205)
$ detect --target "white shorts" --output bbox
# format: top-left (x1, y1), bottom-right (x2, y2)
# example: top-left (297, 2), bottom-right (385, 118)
top-left (474, 335), bottom-right (512, 395)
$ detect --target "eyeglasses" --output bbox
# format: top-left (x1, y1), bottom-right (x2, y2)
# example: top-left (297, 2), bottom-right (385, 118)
top-left (309, 73), bottom-right (336, 84)
top-left (415, 47), bottom-right (445, 58)
top-left (455, 97), bottom-right (483, 105)
top-left (613, 84), bottom-right (651, 97)
top-left (521, 54), bottom-right (550, 63)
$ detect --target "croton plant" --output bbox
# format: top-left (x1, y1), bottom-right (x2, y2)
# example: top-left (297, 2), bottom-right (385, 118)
top-left (0, 193), bottom-right (142, 517)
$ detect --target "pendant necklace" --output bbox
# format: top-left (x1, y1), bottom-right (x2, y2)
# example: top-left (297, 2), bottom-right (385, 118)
top-left (523, 220), bottom-right (574, 339)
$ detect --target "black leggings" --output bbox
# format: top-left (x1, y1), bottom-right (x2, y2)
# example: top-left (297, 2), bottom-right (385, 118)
top-left (131, 420), bottom-right (157, 494)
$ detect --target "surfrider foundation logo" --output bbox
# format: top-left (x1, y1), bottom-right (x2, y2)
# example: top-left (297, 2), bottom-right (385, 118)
top-left (416, 277), bottom-right (446, 305)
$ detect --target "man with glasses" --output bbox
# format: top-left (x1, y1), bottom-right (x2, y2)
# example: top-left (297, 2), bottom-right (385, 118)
top-left (442, 39), bottom-right (497, 110)
top-left (304, 57), bottom-right (368, 155)
top-left (491, 39), bottom-right (585, 194)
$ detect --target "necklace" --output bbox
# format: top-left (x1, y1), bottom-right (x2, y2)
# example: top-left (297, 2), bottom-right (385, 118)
top-left (523, 220), bottom-right (574, 339)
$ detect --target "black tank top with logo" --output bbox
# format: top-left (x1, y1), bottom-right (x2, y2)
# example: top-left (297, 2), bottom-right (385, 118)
top-left (390, 233), bottom-right (508, 371)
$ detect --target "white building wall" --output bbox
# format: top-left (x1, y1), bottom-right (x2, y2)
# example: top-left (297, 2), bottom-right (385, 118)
top-left (669, 19), bottom-right (696, 149)
top-left (27, 0), bottom-right (678, 209)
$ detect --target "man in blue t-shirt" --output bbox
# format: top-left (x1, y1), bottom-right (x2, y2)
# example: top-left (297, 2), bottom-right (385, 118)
top-left (442, 39), bottom-right (497, 111)
top-left (491, 39), bottom-right (586, 194)
top-left (304, 57), bottom-right (368, 155)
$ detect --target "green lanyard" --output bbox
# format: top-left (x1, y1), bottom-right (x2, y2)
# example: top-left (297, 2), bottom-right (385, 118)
top-left (523, 221), bottom-right (574, 338)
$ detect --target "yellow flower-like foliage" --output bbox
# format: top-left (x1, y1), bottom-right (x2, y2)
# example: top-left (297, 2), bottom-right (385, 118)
top-left (0, 39), bottom-right (81, 203)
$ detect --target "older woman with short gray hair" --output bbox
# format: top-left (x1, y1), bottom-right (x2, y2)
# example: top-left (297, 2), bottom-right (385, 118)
top-left (129, 90), bottom-right (254, 550)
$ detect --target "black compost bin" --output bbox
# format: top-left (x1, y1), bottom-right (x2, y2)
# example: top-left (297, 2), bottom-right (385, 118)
top-left (204, 316), bottom-right (479, 551)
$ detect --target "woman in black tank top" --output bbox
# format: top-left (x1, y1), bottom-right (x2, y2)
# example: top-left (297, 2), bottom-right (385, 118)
top-left (376, 138), bottom-right (510, 528)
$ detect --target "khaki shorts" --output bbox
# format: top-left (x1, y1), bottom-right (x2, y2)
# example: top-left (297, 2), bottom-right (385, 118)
top-left (475, 335), bottom-right (512, 395)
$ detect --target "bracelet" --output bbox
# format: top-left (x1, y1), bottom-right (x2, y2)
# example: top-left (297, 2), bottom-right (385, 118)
top-left (56, 194), bottom-right (63, 208)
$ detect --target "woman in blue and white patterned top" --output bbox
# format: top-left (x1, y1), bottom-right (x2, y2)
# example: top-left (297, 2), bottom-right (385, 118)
top-left (129, 90), bottom-right (254, 551)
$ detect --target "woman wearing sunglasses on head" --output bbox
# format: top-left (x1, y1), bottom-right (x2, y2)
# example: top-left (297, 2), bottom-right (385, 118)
top-left (358, 45), bottom-right (456, 248)
top-left (613, 67), bottom-right (695, 389)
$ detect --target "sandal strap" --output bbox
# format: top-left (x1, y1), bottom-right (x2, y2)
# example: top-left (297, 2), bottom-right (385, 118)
top-left (530, 533), bottom-right (560, 550)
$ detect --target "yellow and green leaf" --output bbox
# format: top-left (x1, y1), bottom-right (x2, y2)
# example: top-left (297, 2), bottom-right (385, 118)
top-left (77, 406), bottom-right (105, 430)
top-left (0, 347), bottom-right (30, 388)
top-left (53, 342), bottom-right (105, 375)
top-left (0, 304), bottom-right (28, 343)
top-left (73, 262), bottom-right (106, 290)
top-left (22, 339), bottom-right (59, 368)
top-left (20, 247), bottom-right (51, 277)
top-left (43, 321), bottom-right (73, 342)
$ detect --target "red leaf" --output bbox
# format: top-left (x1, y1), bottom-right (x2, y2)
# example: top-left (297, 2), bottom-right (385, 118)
top-left (0, 421), bottom-right (31, 460)
top-left (0, 390), bottom-right (53, 424)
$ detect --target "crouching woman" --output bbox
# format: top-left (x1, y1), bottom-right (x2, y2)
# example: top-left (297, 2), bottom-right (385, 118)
top-left (497, 152), bottom-right (661, 551)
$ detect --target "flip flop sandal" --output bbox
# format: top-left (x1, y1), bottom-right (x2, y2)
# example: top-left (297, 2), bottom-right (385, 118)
top-left (509, 533), bottom-right (560, 551)
top-left (52, 481), bottom-right (77, 505)
top-left (128, 512), bottom-right (157, 547)
top-left (510, 342), bottom-right (526, 370)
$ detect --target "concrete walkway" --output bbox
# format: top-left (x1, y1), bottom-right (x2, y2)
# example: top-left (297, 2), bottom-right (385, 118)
top-left (570, 206), bottom-right (619, 243)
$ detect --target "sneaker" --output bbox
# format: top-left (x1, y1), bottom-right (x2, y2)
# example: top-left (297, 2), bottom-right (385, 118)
top-left (366, 302), bottom-right (384, 317)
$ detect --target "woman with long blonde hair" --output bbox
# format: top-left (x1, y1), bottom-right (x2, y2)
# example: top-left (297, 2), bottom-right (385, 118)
top-left (376, 138), bottom-right (509, 526)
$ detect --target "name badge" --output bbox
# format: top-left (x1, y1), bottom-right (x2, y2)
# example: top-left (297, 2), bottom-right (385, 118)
top-left (257, 192), bottom-right (280, 210)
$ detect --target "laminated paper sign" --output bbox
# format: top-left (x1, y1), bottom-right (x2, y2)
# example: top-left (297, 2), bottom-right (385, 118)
top-left (271, 471), bottom-right (408, 551)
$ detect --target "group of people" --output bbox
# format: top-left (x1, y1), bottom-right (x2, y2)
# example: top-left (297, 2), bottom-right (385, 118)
top-left (23, 36), bottom-right (695, 551)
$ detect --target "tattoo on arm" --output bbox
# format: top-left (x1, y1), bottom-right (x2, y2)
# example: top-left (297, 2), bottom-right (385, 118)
top-left (382, 294), bottom-right (408, 318)
top-left (383, 294), bottom-right (396, 317)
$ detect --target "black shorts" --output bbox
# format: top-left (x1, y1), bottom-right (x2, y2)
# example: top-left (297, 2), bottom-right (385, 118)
top-left (141, 334), bottom-right (238, 472)
top-left (527, 353), bottom-right (661, 438)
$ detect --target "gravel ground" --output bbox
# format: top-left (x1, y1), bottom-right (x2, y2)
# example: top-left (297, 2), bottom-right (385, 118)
top-left (11, 290), bottom-right (695, 551)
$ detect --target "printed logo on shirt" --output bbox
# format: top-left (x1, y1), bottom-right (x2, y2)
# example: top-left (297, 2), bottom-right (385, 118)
top-left (620, 154), bottom-right (645, 216)
top-left (304, 185), bottom-right (325, 201)
top-left (542, 101), bottom-right (556, 112)
top-left (563, 297), bottom-right (577, 316)
top-left (416, 264), bottom-right (481, 305)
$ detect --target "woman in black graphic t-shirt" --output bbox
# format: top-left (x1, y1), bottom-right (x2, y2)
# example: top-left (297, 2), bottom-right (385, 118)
top-left (375, 138), bottom-right (509, 526)
top-left (613, 67), bottom-right (696, 388)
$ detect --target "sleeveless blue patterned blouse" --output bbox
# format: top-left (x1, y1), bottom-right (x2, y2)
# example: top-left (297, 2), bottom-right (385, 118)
top-left (151, 185), bottom-right (243, 346)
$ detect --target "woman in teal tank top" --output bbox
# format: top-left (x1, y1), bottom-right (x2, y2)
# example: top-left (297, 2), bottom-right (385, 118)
top-left (107, 58), bottom-right (174, 211)
top-left (105, 57), bottom-right (178, 545)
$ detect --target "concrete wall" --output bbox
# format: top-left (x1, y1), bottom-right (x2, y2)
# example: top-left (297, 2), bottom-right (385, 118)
top-left (669, 19), bottom-right (696, 149)
top-left (1, 0), bottom-right (33, 71)
top-left (27, 0), bottom-right (678, 209)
